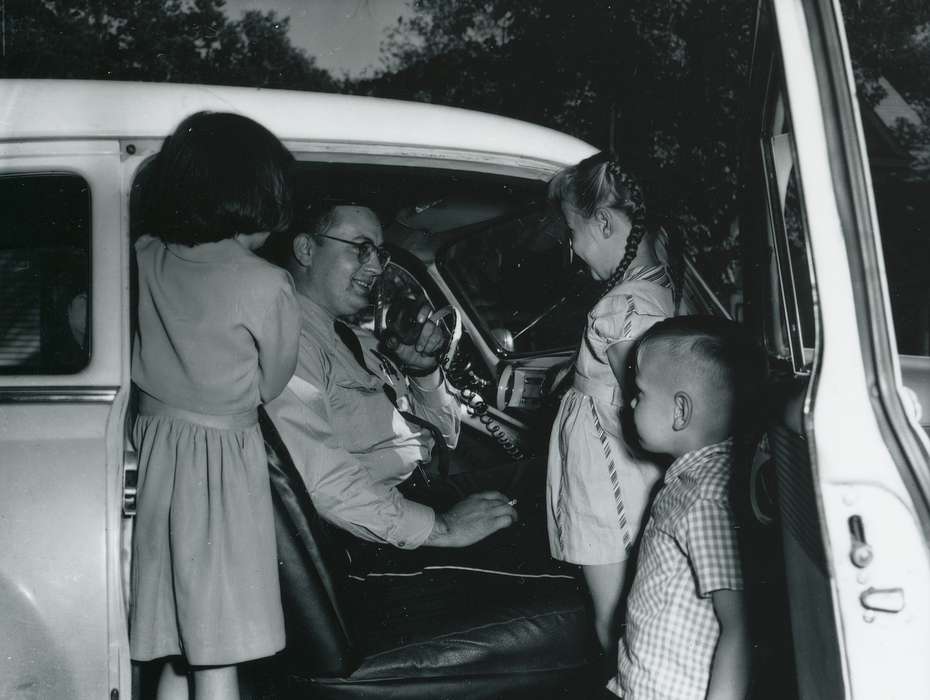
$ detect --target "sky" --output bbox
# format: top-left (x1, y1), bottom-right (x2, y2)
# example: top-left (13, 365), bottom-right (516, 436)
top-left (223, 0), bottom-right (413, 78)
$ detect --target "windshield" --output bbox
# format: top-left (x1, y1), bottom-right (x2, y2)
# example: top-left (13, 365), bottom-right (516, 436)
top-left (441, 209), bottom-right (600, 356)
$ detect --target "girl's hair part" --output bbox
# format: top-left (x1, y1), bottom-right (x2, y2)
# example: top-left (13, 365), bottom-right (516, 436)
top-left (146, 112), bottom-right (294, 245)
top-left (548, 151), bottom-right (649, 294)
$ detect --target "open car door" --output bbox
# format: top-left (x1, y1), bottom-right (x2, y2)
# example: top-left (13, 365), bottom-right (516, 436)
top-left (744, 1), bottom-right (930, 697)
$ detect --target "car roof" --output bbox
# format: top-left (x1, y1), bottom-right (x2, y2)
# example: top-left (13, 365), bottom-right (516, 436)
top-left (0, 80), bottom-right (596, 166)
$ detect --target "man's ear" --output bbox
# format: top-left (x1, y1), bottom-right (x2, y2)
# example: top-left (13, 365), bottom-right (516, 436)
top-left (673, 391), bottom-right (692, 432)
top-left (292, 233), bottom-right (315, 267)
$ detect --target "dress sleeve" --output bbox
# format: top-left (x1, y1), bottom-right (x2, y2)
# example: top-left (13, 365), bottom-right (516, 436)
top-left (264, 344), bottom-right (436, 550)
top-left (590, 292), bottom-right (638, 349)
top-left (587, 288), bottom-right (670, 361)
top-left (682, 498), bottom-right (744, 597)
top-left (256, 273), bottom-right (301, 403)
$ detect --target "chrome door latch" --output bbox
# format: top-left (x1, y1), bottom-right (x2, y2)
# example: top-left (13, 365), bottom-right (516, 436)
top-left (122, 449), bottom-right (139, 517)
top-left (848, 515), bottom-right (873, 568)
top-left (860, 587), bottom-right (905, 614)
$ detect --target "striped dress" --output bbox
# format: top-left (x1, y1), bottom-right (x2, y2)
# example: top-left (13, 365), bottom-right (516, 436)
top-left (546, 265), bottom-right (675, 565)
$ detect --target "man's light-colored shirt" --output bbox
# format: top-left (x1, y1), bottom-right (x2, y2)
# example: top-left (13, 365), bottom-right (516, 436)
top-left (612, 438), bottom-right (742, 699)
top-left (265, 294), bottom-right (461, 550)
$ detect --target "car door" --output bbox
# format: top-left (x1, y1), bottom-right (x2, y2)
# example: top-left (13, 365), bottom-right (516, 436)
top-left (0, 142), bottom-right (131, 699)
top-left (744, 1), bottom-right (930, 697)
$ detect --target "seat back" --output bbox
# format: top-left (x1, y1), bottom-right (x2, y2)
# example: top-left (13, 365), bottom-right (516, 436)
top-left (259, 407), bottom-right (358, 676)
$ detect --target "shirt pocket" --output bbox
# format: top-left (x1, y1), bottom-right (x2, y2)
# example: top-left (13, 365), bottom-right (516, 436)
top-left (332, 374), bottom-right (399, 453)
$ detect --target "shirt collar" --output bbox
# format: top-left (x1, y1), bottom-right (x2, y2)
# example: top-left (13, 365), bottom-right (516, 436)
top-left (664, 437), bottom-right (735, 484)
top-left (164, 238), bottom-right (254, 263)
top-left (296, 291), bottom-right (338, 345)
top-left (624, 262), bottom-right (672, 286)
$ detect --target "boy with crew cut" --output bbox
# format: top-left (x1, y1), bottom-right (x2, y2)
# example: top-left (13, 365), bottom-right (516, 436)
top-left (608, 315), bottom-right (765, 700)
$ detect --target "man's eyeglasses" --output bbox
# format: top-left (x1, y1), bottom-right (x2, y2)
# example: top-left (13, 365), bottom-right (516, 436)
top-left (315, 233), bottom-right (391, 267)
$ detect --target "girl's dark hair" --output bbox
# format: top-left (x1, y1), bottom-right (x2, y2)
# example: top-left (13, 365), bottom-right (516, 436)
top-left (146, 112), bottom-right (294, 245)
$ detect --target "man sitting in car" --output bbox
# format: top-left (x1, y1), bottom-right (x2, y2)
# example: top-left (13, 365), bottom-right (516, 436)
top-left (264, 204), bottom-right (522, 561)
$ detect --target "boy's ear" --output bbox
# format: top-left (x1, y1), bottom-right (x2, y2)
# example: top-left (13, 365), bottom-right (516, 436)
top-left (293, 233), bottom-right (315, 266)
top-left (673, 391), bottom-right (692, 431)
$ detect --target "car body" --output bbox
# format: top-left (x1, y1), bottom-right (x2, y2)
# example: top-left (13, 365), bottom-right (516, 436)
top-left (0, 77), bottom-right (617, 699)
top-left (1, 0), bottom-right (929, 698)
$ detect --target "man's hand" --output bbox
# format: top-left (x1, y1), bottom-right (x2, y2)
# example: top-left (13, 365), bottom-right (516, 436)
top-left (384, 303), bottom-right (448, 376)
top-left (425, 491), bottom-right (518, 547)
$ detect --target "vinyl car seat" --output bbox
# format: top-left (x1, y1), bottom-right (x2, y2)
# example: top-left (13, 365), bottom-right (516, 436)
top-left (253, 407), bottom-right (602, 699)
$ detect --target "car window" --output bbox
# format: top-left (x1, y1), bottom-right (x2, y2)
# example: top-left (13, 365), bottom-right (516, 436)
top-left (441, 208), bottom-right (600, 356)
top-left (0, 174), bottom-right (91, 374)
top-left (840, 1), bottom-right (930, 357)
top-left (761, 84), bottom-right (817, 374)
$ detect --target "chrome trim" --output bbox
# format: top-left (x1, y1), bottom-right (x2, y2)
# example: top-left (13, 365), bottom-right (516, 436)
top-left (0, 387), bottom-right (118, 403)
top-left (683, 259), bottom-right (731, 319)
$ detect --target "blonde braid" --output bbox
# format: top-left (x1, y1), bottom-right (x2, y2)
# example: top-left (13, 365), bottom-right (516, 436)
top-left (601, 159), bottom-right (647, 297)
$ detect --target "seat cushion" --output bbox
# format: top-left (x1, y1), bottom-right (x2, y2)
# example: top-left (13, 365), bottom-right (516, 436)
top-left (286, 569), bottom-right (601, 699)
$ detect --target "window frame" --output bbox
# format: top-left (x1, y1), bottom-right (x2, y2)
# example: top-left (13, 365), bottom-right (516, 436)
top-left (760, 71), bottom-right (818, 376)
top-left (0, 171), bottom-right (93, 376)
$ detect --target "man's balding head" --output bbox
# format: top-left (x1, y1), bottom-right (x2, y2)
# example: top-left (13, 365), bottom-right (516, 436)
top-left (279, 204), bottom-right (385, 318)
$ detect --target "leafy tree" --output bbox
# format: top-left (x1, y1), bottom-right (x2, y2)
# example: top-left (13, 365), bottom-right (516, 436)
top-left (0, 0), bottom-right (335, 90)
top-left (842, 0), bottom-right (930, 167)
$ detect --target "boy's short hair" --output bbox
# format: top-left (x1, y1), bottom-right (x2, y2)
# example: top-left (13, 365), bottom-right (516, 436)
top-left (637, 315), bottom-right (767, 432)
top-left (145, 111), bottom-right (294, 246)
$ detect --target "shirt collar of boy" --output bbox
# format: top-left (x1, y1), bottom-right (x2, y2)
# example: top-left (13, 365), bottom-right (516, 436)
top-left (664, 437), bottom-right (735, 485)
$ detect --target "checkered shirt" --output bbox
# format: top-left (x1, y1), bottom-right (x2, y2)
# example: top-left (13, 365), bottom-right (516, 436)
top-left (613, 438), bottom-right (742, 699)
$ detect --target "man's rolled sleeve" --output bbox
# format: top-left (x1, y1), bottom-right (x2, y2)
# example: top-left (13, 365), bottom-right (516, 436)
top-left (408, 369), bottom-right (461, 449)
top-left (266, 364), bottom-right (437, 549)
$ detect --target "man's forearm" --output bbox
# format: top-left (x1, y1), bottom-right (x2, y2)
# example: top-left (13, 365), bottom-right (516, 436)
top-left (410, 367), bottom-right (443, 390)
top-left (407, 368), bottom-right (461, 448)
top-left (423, 511), bottom-right (450, 546)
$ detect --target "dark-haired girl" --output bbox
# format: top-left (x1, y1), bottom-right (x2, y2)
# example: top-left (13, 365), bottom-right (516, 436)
top-left (546, 152), bottom-right (676, 666)
top-left (130, 112), bottom-right (299, 699)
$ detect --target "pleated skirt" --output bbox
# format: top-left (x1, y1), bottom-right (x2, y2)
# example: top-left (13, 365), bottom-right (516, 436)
top-left (129, 407), bottom-right (285, 665)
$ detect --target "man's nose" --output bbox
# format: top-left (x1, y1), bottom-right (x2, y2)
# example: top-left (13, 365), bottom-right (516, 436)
top-left (362, 254), bottom-right (383, 275)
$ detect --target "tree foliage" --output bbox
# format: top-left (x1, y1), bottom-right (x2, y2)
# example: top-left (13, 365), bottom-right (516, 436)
top-left (8, 1), bottom-right (927, 305)
top-left (356, 0), bottom-right (755, 300)
top-left (842, 0), bottom-right (930, 171)
top-left (0, 0), bottom-right (335, 90)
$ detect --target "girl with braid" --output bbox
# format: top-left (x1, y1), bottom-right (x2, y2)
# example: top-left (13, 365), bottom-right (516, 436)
top-left (546, 151), bottom-right (677, 669)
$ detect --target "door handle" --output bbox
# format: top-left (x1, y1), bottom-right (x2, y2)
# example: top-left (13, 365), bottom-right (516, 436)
top-left (860, 587), bottom-right (905, 613)
top-left (122, 449), bottom-right (139, 517)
